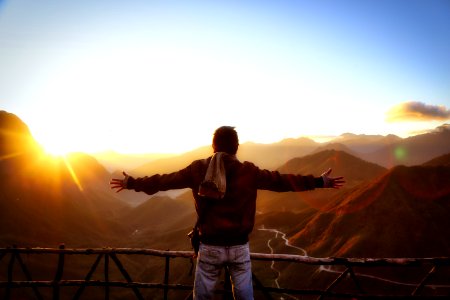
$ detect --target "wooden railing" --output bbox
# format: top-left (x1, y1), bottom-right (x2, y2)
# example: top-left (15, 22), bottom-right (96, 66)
top-left (1, 245), bottom-right (449, 299)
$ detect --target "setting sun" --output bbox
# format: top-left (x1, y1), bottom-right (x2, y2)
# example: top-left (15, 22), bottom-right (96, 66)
top-left (34, 125), bottom-right (91, 156)
top-left (40, 137), bottom-right (73, 156)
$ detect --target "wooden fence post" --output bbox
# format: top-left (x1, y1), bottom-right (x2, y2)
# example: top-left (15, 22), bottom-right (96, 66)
top-left (412, 265), bottom-right (437, 296)
top-left (5, 246), bottom-right (16, 300)
top-left (73, 254), bottom-right (104, 300)
top-left (109, 252), bottom-right (144, 300)
top-left (104, 253), bottom-right (110, 300)
top-left (164, 256), bottom-right (170, 300)
top-left (15, 247), bottom-right (44, 300)
top-left (53, 244), bottom-right (65, 300)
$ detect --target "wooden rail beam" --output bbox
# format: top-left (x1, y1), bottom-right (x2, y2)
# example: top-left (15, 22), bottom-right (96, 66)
top-left (1, 247), bottom-right (449, 299)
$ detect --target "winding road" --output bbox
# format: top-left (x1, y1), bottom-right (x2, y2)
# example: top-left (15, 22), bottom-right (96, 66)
top-left (258, 225), bottom-right (306, 300)
top-left (257, 225), bottom-right (449, 297)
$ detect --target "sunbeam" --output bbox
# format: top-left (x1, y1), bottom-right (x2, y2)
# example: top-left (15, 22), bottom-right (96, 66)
top-left (0, 151), bottom-right (24, 161)
top-left (62, 155), bottom-right (84, 192)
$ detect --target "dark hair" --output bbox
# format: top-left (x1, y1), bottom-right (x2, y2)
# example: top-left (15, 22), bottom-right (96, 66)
top-left (212, 126), bottom-right (239, 154)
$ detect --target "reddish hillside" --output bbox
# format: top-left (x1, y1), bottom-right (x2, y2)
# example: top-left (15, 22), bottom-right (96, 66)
top-left (290, 165), bottom-right (450, 257)
top-left (277, 150), bottom-right (386, 187)
top-left (257, 150), bottom-right (386, 214)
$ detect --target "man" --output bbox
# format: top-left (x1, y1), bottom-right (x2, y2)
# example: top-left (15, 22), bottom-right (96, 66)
top-left (110, 126), bottom-right (344, 300)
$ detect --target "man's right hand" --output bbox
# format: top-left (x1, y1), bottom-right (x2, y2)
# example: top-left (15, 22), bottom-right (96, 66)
top-left (110, 171), bottom-right (130, 193)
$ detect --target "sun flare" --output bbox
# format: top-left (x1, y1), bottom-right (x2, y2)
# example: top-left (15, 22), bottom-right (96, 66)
top-left (41, 140), bottom-right (73, 157)
top-left (62, 156), bottom-right (84, 192)
top-left (38, 136), bottom-right (73, 157)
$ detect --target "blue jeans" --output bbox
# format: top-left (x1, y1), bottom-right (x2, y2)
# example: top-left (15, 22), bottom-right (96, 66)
top-left (193, 242), bottom-right (253, 300)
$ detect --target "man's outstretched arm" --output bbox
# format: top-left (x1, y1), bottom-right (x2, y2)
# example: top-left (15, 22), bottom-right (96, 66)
top-left (110, 165), bottom-right (195, 195)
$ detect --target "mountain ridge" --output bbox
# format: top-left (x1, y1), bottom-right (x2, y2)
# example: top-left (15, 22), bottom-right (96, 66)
top-left (289, 165), bottom-right (450, 257)
top-left (121, 124), bottom-right (450, 177)
top-left (1, 110), bottom-right (449, 261)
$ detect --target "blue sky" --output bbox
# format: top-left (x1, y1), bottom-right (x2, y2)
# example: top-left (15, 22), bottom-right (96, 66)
top-left (1, 0), bottom-right (449, 154)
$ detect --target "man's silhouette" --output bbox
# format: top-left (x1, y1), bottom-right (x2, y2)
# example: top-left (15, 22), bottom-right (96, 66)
top-left (110, 126), bottom-right (344, 300)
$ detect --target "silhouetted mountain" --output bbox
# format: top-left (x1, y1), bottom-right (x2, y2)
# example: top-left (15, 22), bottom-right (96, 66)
top-left (423, 152), bottom-right (450, 167)
top-left (0, 111), bottom-right (130, 247)
top-left (362, 124), bottom-right (450, 168)
top-left (277, 150), bottom-right (386, 187)
top-left (312, 143), bottom-right (357, 156)
top-left (256, 150), bottom-right (387, 216)
top-left (0, 110), bottom-right (44, 174)
top-left (290, 165), bottom-right (450, 257)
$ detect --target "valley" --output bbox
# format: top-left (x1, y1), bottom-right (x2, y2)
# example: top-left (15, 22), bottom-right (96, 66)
top-left (1, 110), bottom-right (450, 298)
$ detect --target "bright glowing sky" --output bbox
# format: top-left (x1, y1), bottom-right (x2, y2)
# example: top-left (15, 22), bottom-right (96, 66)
top-left (1, 0), bottom-right (450, 154)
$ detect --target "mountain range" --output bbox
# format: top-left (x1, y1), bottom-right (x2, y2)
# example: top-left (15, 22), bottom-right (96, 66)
top-left (106, 124), bottom-right (450, 178)
top-left (1, 109), bottom-right (450, 298)
top-left (0, 110), bottom-right (449, 250)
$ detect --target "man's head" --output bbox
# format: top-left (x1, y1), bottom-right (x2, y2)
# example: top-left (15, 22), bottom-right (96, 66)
top-left (212, 126), bottom-right (239, 154)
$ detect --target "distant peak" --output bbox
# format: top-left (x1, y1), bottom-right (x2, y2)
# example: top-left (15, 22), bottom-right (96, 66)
top-left (278, 136), bottom-right (316, 145)
top-left (340, 133), bottom-right (356, 137)
top-left (436, 123), bottom-right (450, 132)
top-left (0, 110), bottom-right (30, 133)
top-left (0, 110), bottom-right (43, 158)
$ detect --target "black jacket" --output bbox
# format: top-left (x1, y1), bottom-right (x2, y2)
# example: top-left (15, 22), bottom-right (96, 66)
top-left (127, 155), bottom-right (323, 246)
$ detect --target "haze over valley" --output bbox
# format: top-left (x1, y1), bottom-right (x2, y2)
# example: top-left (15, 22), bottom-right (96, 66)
top-left (1, 110), bottom-right (450, 298)
top-left (2, 109), bottom-right (450, 251)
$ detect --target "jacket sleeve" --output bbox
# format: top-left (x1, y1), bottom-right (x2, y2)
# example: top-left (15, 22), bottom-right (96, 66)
top-left (254, 166), bottom-right (323, 192)
top-left (127, 164), bottom-right (196, 195)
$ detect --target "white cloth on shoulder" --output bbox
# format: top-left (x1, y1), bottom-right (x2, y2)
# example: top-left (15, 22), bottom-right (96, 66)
top-left (198, 152), bottom-right (228, 199)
